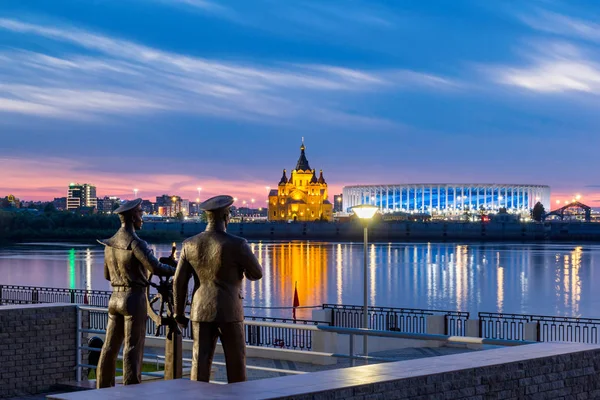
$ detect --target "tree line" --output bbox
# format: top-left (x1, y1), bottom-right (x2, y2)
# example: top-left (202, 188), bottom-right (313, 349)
top-left (0, 209), bottom-right (182, 243)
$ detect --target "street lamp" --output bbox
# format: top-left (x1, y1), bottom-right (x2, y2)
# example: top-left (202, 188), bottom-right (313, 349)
top-left (197, 187), bottom-right (202, 200)
top-left (133, 188), bottom-right (138, 198)
top-left (351, 204), bottom-right (379, 361)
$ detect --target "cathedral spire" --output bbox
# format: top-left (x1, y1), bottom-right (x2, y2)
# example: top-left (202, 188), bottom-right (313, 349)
top-left (318, 169), bottom-right (326, 184)
top-left (279, 169), bottom-right (288, 185)
top-left (295, 138), bottom-right (311, 171)
top-left (310, 169), bottom-right (318, 184)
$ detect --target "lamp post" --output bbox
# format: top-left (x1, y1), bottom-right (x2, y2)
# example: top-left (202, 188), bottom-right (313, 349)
top-left (351, 204), bottom-right (379, 361)
top-left (133, 188), bottom-right (138, 198)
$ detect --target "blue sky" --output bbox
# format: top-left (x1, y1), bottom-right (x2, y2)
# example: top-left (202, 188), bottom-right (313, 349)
top-left (1, 0), bottom-right (600, 205)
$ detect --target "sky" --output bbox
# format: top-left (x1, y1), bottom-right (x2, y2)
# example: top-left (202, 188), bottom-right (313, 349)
top-left (1, 0), bottom-right (600, 206)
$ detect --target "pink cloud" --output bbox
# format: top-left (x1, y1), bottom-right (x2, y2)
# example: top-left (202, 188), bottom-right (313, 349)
top-left (0, 157), bottom-right (285, 204)
top-left (2, 156), bottom-right (596, 209)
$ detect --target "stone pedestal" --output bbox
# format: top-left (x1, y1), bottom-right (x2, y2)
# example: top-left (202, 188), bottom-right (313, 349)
top-left (164, 327), bottom-right (183, 379)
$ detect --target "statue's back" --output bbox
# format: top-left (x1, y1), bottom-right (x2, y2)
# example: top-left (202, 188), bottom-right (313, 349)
top-left (183, 231), bottom-right (248, 322)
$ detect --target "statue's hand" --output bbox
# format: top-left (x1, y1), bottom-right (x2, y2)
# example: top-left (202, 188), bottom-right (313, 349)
top-left (174, 314), bottom-right (189, 329)
top-left (159, 256), bottom-right (178, 268)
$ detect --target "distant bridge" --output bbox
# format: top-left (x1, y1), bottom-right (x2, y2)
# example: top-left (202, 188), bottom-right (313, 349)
top-left (545, 201), bottom-right (591, 222)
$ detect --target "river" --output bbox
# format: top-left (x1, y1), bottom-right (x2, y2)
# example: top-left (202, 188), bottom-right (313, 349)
top-left (0, 241), bottom-right (598, 320)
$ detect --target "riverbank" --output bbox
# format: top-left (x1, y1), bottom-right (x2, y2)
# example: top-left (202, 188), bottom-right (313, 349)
top-left (2, 221), bottom-right (600, 244)
top-left (143, 220), bottom-right (600, 242)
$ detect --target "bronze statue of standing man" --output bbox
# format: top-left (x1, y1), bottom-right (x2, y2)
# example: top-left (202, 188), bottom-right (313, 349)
top-left (96, 199), bottom-right (175, 388)
top-left (173, 195), bottom-right (263, 383)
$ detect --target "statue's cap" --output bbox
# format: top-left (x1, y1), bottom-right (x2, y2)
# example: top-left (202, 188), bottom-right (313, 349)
top-left (199, 195), bottom-right (234, 211)
top-left (113, 198), bottom-right (142, 214)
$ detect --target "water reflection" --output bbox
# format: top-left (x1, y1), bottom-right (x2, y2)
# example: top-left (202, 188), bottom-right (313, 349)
top-left (68, 248), bottom-right (76, 289)
top-left (1, 241), bottom-right (599, 319)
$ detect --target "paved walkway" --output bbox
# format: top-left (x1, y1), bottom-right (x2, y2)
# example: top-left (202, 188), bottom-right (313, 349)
top-left (8, 345), bottom-right (486, 399)
top-left (143, 344), bottom-right (484, 382)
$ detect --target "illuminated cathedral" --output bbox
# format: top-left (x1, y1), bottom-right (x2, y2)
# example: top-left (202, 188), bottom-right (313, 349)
top-left (268, 140), bottom-right (333, 222)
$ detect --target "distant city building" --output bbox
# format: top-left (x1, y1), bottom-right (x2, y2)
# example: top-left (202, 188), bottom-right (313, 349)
top-left (333, 194), bottom-right (343, 212)
top-left (140, 200), bottom-right (154, 214)
top-left (181, 199), bottom-right (190, 217)
top-left (67, 183), bottom-right (97, 211)
top-left (156, 195), bottom-right (182, 217)
top-left (53, 197), bottom-right (67, 211)
top-left (268, 140), bottom-right (333, 222)
top-left (189, 201), bottom-right (201, 216)
top-left (342, 184), bottom-right (551, 217)
top-left (96, 196), bottom-right (121, 214)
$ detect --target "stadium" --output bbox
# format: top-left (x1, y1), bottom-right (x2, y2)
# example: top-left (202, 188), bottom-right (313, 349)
top-left (342, 184), bottom-right (551, 216)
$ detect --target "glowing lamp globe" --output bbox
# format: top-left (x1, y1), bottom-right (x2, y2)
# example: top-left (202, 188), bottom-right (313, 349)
top-left (351, 204), bottom-right (379, 220)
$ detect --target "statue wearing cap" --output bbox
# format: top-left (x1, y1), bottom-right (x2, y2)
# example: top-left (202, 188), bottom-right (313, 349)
top-left (173, 195), bottom-right (263, 383)
top-left (96, 198), bottom-right (176, 388)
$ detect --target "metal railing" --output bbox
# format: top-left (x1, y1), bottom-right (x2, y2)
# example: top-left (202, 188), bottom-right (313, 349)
top-left (0, 284), bottom-right (111, 307)
top-left (479, 312), bottom-right (600, 343)
top-left (6, 284), bottom-right (600, 346)
top-left (77, 306), bottom-right (308, 384)
top-left (244, 316), bottom-right (327, 351)
top-left (533, 315), bottom-right (600, 343)
top-left (479, 312), bottom-right (532, 341)
top-left (86, 306), bottom-right (323, 351)
top-left (323, 304), bottom-right (469, 336)
top-left (76, 305), bottom-right (531, 383)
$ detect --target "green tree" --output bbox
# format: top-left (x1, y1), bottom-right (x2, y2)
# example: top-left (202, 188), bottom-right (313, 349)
top-left (531, 202), bottom-right (545, 222)
top-left (44, 202), bottom-right (56, 214)
top-left (176, 212), bottom-right (185, 221)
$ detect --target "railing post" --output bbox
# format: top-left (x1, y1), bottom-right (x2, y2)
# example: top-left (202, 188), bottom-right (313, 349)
top-left (444, 315), bottom-right (448, 335)
top-left (70, 289), bottom-right (75, 304)
top-left (76, 305), bottom-right (82, 382)
top-left (349, 333), bottom-right (355, 367)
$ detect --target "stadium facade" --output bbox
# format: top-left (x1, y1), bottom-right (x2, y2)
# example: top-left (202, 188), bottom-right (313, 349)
top-left (342, 184), bottom-right (551, 215)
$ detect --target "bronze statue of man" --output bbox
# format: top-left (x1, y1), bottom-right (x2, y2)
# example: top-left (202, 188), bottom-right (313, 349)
top-left (173, 195), bottom-right (263, 383)
top-left (96, 199), bottom-right (175, 388)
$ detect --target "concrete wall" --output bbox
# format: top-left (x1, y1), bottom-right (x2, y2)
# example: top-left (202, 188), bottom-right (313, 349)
top-left (47, 342), bottom-right (600, 400)
top-left (145, 220), bottom-right (600, 241)
top-left (0, 304), bottom-right (81, 399)
top-left (266, 343), bottom-right (600, 400)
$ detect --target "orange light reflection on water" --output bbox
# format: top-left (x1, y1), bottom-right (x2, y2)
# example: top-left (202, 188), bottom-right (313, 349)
top-left (270, 242), bottom-right (328, 316)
